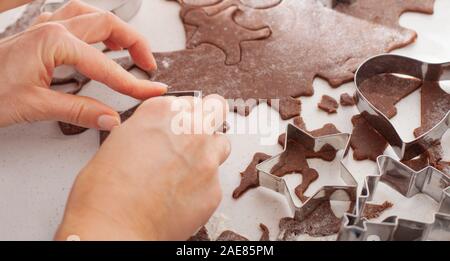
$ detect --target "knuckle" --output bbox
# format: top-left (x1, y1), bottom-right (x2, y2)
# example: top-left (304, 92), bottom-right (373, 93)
top-left (35, 12), bottom-right (51, 23)
top-left (37, 22), bottom-right (67, 36)
top-left (65, 0), bottom-right (83, 12)
top-left (69, 101), bottom-right (87, 124)
top-left (100, 10), bottom-right (117, 24)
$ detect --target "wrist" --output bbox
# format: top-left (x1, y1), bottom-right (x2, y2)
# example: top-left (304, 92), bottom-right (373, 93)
top-left (55, 166), bottom-right (159, 241)
top-left (55, 204), bottom-right (157, 241)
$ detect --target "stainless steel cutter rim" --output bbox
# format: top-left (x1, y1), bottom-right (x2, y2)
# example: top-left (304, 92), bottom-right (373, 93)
top-left (339, 154), bottom-right (450, 241)
top-left (254, 123), bottom-right (450, 240)
top-left (354, 53), bottom-right (450, 161)
top-left (255, 123), bottom-right (358, 223)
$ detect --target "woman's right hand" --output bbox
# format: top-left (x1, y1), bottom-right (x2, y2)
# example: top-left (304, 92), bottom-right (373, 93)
top-left (55, 95), bottom-right (231, 241)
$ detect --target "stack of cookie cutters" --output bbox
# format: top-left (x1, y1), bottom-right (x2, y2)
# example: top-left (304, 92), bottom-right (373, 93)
top-left (41, 0), bottom-right (143, 22)
top-left (339, 54), bottom-right (450, 241)
top-left (255, 54), bottom-right (450, 241)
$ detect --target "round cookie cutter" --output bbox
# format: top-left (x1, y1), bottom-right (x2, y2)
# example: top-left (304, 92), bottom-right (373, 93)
top-left (41, 0), bottom-right (143, 22)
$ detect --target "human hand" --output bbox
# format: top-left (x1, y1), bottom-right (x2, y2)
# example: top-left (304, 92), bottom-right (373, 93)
top-left (55, 95), bottom-right (231, 240)
top-left (0, 0), bottom-right (167, 130)
top-left (0, 0), bottom-right (32, 12)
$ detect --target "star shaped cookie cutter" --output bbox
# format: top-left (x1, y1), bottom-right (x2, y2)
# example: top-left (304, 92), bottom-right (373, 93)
top-left (256, 123), bottom-right (358, 223)
top-left (339, 156), bottom-right (450, 241)
top-left (255, 122), bottom-right (450, 241)
top-left (354, 54), bottom-right (450, 161)
top-left (41, 0), bottom-right (143, 22)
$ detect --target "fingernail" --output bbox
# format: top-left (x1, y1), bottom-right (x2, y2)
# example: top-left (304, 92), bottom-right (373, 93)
top-left (152, 81), bottom-right (169, 92)
top-left (97, 115), bottom-right (120, 131)
top-left (149, 56), bottom-right (157, 69)
top-left (144, 54), bottom-right (157, 71)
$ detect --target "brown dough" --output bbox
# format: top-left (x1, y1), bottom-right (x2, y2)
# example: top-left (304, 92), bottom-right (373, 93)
top-left (58, 122), bottom-right (88, 136)
top-left (318, 95), bottom-right (339, 114)
top-left (172, 0), bottom-right (280, 41)
top-left (232, 152), bottom-right (272, 199)
top-left (0, 0), bottom-right (46, 39)
top-left (350, 114), bottom-right (388, 161)
top-left (188, 226), bottom-right (211, 241)
top-left (401, 142), bottom-right (448, 172)
top-left (436, 161), bottom-right (450, 175)
top-left (183, 6), bottom-right (271, 65)
top-left (235, 119), bottom-right (340, 201)
top-left (191, 224), bottom-right (267, 241)
top-left (99, 104), bottom-right (139, 145)
top-left (196, 0), bottom-right (282, 16)
top-left (292, 116), bottom-right (307, 130)
top-left (358, 74), bottom-right (422, 119)
top-left (278, 117), bottom-right (340, 147)
top-left (149, 0), bottom-right (434, 118)
top-left (414, 81), bottom-right (450, 137)
top-left (309, 123), bottom-right (341, 138)
top-left (279, 200), bottom-right (342, 239)
top-left (425, 144), bottom-right (450, 175)
top-left (277, 121), bottom-right (340, 201)
top-left (335, 0), bottom-right (434, 28)
top-left (52, 0), bottom-right (435, 119)
top-left (340, 93), bottom-right (356, 107)
top-left (216, 230), bottom-right (249, 241)
top-left (259, 223), bottom-right (270, 241)
top-left (269, 97), bottom-right (301, 120)
top-left (402, 154), bottom-right (429, 171)
top-left (271, 138), bottom-right (337, 202)
top-left (362, 201), bottom-right (393, 220)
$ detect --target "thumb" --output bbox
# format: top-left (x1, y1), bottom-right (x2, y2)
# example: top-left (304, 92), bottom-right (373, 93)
top-left (36, 88), bottom-right (120, 131)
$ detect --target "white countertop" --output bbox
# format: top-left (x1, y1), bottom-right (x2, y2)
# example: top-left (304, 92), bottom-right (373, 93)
top-left (0, 0), bottom-right (449, 240)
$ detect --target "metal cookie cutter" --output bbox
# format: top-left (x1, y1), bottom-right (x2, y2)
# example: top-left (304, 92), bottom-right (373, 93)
top-left (41, 0), bottom-right (143, 22)
top-left (339, 156), bottom-right (450, 241)
top-left (98, 90), bottom-right (203, 143)
top-left (355, 54), bottom-right (450, 160)
top-left (256, 123), bottom-right (357, 225)
top-left (161, 90), bottom-right (229, 133)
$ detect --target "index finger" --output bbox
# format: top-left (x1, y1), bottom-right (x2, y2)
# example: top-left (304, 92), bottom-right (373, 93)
top-left (42, 26), bottom-right (167, 99)
top-left (60, 11), bottom-right (156, 71)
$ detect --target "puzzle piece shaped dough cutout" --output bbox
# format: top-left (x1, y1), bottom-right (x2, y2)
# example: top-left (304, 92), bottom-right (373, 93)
top-left (184, 6), bottom-right (271, 65)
